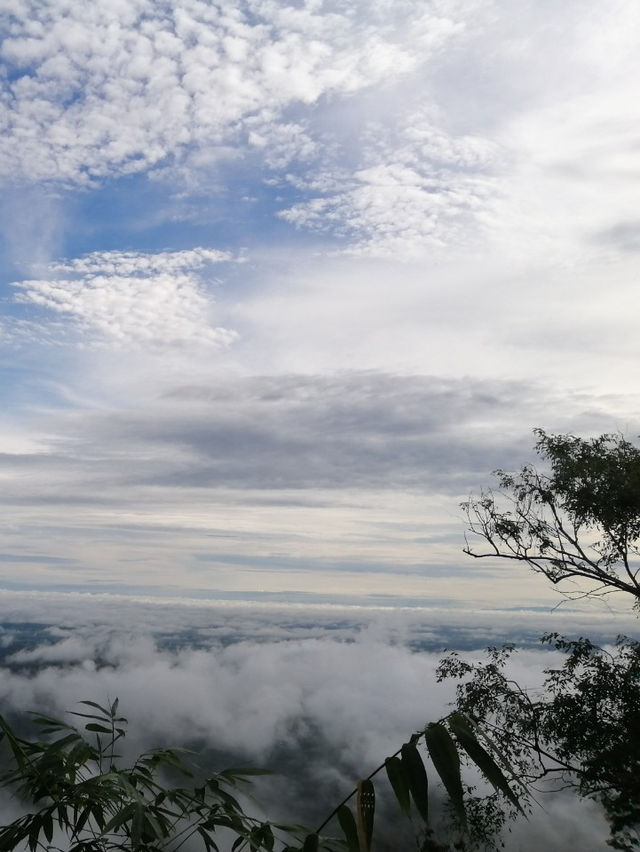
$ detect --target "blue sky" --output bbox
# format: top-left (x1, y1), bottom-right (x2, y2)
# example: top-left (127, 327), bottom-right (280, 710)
top-left (1, 0), bottom-right (639, 609)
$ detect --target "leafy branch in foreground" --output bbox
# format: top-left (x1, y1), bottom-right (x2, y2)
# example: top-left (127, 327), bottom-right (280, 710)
top-left (0, 698), bottom-right (298, 852)
top-left (308, 712), bottom-right (525, 852)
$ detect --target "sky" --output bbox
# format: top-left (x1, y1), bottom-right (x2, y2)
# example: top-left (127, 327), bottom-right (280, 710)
top-left (1, 0), bottom-right (640, 609)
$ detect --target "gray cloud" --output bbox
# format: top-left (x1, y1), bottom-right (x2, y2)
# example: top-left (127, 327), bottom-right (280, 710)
top-left (0, 371), bottom-right (631, 604)
top-left (594, 221), bottom-right (640, 253)
top-left (10, 372), bottom-right (623, 496)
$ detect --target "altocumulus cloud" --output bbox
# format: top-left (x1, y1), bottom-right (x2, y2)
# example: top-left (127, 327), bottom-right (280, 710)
top-left (10, 248), bottom-right (237, 349)
top-left (0, 0), bottom-right (464, 183)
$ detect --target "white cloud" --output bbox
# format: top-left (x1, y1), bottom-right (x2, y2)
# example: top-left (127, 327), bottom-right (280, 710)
top-left (10, 248), bottom-right (237, 350)
top-left (48, 248), bottom-right (232, 275)
top-left (0, 594), bottom-right (621, 850)
top-left (278, 107), bottom-right (501, 259)
top-left (2, 0), bottom-right (638, 267)
top-left (0, 0), bottom-right (467, 183)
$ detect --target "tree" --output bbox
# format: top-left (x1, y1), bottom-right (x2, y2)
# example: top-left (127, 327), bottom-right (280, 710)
top-left (441, 429), bottom-right (640, 849)
top-left (462, 429), bottom-right (640, 603)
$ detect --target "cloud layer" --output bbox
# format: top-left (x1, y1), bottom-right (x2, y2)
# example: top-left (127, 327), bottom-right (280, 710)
top-left (0, 593), bottom-right (620, 850)
top-left (0, 371), bottom-right (630, 603)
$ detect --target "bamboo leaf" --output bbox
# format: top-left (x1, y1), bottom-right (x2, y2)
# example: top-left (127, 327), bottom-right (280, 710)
top-left (28, 821), bottom-right (39, 852)
top-left (42, 811), bottom-right (53, 843)
top-left (70, 711), bottom-right (116, 722)
top-left (29, 714), bottom-right (73, 731)
top-left (302, 833), bottom-right (319, 852)
top-left (356, 779), bottom-right (375, 852)
top-left (337, 805), bottom-right (359, 852)
top-left (101, 802), bottom-right (137, 836)
top-left (143, 810), bottom-right (165, 841)
top-left (85, 723), bottom-right (113, 734)
top-left (400, 742), bottom-right (429, 825)
top-left (197, 825), bottom-right (219, 852)
top-left (131, 804), bottom-right (145, 846)
top-left (47, 732), bottom-right (82, 750)
top-left (448, 714), bottom-right (524, 813)
top-left (385, 756), bottom-right (411, 817)
top-left (0, 715), bottom-right (27, 771)
top-left (425, 723), bottom-right (466, 828)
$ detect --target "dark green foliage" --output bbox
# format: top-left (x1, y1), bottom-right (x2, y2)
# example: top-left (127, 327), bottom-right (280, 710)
top-left (439, 635), bottom-right (640, 850)
top-left (400, 742), bottom-right (429, 825)
top-left (384, 756), bottom-right (410, 817)
top-left (0, 699), bottom-right (298, 852)
top-left (425, 725), bottom-right (465, 829)
top-left (300, 833), bottom-right (319, 852)
top-left (447, 714), bottom-right (523, 814)
top-left (336, 807), bottom-right (358, 852)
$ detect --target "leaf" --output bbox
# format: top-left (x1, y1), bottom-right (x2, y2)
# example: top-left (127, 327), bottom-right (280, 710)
top-left (251, 823), bottom-right (274, 852)
top-left (74, 805), bottom-right (92, 836)
top-left (197, 825), bottom-right (219, 852)
top-left (142, 810), bottom-right (166, 841)
top-left (400, 742), bottom-right (429, 825)
top-left (90, 802), bottom-right (105, 831)
top-left (28, 820), bottom-right (39, 852)
top-left (385, 756), bottom-right (411, 817)
top-left (272, 822), bottom-right (309, 834)
top-left (42, 811), bottom-right (53, 843)
top-left (425, 723), bottom-right (466, 828)
top-left (85, 723), bottom-right (113, 734)
top-left (101, 802), bottom-right (137, 836)
top-left (447, 713), bottom-right (524, 814)
top-left (131, 803), bottom-right (144, 846)
top-left (0, 715), bottom-right (27, 771)
top-left (47, 732), bottom-right (82, 751)
top-left (302, 833), bottom-right (319, 852)
top-left (337, 805), bottom-right (359, 852)
top-left (356, 779), bottom-right (375, 852)
top-left (29, 714), bottom-right (73, 731)
top-left (70, 711), bottom-right (116, 722)
top-left (68, 741), bottom-right (94, 766)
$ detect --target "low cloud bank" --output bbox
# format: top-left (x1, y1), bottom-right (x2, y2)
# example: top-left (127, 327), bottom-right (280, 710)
top-left (0, 591), bottom-right (624, 850)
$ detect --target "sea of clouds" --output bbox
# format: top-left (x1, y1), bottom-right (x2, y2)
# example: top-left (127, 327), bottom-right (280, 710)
top-left (0, 590), bottom-right (634, 850)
